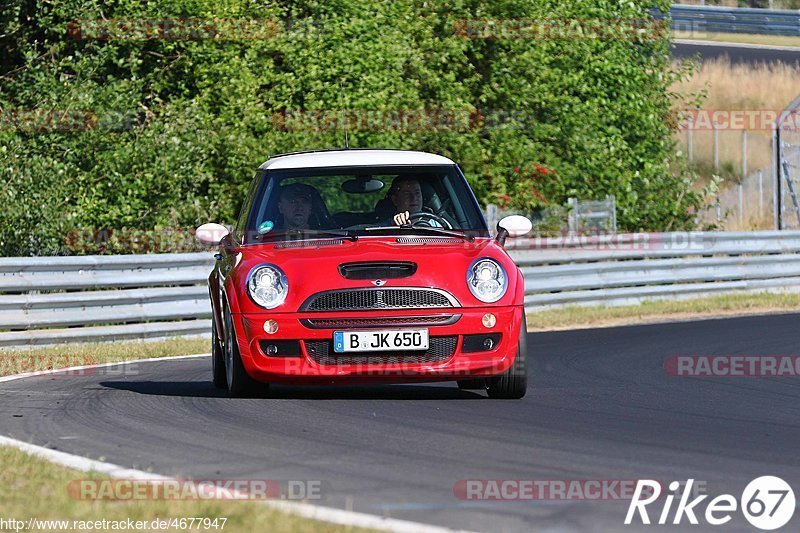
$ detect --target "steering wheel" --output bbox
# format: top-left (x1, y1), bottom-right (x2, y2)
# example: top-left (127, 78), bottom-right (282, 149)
top-left (410, 211), bottom-right (453, 229)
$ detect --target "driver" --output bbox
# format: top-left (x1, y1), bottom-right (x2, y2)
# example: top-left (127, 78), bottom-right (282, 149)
top-left (278, 183), bottom-right (315, 230)
top-left (390, 176), bottom-right (424, 226)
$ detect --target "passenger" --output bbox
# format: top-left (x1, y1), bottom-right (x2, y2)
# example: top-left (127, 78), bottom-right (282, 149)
top-left (278, 183), bottom-right (316, 230)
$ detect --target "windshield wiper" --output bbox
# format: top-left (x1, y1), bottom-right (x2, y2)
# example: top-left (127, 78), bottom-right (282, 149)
top-left (256, 229), bottom-right (357, 242)
top-left (364, 225), bottom-right (475, 241)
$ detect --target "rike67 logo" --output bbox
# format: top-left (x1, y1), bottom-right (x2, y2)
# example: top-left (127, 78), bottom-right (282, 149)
top-left (625, 477), bottom-right (795, 530)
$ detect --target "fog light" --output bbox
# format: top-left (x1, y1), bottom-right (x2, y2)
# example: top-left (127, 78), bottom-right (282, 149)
top-left (483, 338), bottom-right (495, 350)
top-left (482, 313), bottom-right (496, 328)
top-left (265, 344), bottom-right (278, 355)
top-left (264, 320), bottom-right (279, 334)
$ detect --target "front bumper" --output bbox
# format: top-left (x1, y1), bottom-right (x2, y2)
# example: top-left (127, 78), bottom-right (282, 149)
top-left (231, 306), bottom-right (524, 384)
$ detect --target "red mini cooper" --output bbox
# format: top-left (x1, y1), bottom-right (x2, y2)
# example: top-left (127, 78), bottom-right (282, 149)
top-left (196, 149), bottom-right (532, 398)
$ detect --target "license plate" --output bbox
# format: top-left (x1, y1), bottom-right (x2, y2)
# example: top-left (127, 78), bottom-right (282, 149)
top-left (333, 329), bottom-right (429, 353)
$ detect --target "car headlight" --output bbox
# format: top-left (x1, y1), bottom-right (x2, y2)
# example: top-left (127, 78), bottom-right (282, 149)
top-left (467, 258), bottom-right (507, 303)
top-left (247, 264), bottom-right (288, 309)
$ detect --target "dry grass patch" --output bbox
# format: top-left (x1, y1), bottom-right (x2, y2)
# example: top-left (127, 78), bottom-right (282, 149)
top-left (0, 446), bottom-right (374, 533)
top-left (0, 337), bottom-right (209, 376)
top-left (671, 57), bottom-right (800, 229)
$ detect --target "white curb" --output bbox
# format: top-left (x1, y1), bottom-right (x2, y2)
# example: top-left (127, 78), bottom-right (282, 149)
top-left (0, 355), bottom-right (472, 533)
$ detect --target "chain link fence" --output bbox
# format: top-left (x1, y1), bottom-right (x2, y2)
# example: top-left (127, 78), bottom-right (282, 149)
top-left (777, 95), bottom-right (800, 229)
top-left (484, 196), bottom-right (616, 235)
top-left (696, 165), bottom-right (775, 229)
top-left (692, 94), bottom-right (800, 230)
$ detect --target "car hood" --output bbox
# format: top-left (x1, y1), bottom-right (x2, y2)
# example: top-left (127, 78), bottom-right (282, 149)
top-left (229, 236), bottom-right (521, 313)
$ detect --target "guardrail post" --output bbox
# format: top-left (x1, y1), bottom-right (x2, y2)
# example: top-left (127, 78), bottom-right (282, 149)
top-left (738, 184), bottom-right (744, 224)
top-left (742, 130), bottom-right (747, 178)
top-left (567, 198), bottom-right (576, 232)
top-left (713, 123), bottom-right (719, 171)
top-left (773, 125), bottom-right (782, 230)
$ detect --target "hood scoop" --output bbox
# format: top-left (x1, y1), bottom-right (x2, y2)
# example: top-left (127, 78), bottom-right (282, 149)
top-left (338, 261), bottom-right (417, 280)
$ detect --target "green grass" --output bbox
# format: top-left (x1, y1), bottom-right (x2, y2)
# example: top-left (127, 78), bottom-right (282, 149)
top-left (674, 30), bottom-right (800, 48)
top-left (0, 447), bottom-right (374, 533)
top-left (0, 340), bottom-right (378, 532)
top-left (527, 292), bottom-right (800, 331)
top-left (0, 337), bottom-right (209, 376)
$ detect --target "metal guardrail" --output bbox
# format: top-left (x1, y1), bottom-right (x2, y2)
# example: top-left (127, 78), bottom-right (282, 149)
top-left (2, 231), bottom-right (800, 347)
top-left (0, 253), bottom-right (215, 347)
top-left (509, 230), bottom-right (800, 308)
top-left (664, 4), bottom-right (800, 36)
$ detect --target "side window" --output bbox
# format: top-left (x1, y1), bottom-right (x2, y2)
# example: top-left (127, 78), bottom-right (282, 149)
top-left (235, 171), bottom-right (263, 243)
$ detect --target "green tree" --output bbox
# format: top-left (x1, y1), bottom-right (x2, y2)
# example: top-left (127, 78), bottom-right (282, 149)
top-left (0, 0), bottom-right (701, 255)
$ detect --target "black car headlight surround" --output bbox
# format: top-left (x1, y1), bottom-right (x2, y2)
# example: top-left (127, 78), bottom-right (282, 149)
top-left (247, 264), bottom-right (288, 309)
top-left (466, 258), bottom-right (507, 303)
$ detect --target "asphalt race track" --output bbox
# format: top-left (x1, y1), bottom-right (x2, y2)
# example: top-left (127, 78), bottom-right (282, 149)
top-left (2, 313), bottom-right (800, 532)
top-left (672, 41), bottom-right (800, 65)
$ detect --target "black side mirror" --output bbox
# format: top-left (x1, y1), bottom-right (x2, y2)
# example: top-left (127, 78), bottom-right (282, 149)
top-left (495, 215), bottom-right (532, 247)
top-left (496, 224), bottom-right (510, 247)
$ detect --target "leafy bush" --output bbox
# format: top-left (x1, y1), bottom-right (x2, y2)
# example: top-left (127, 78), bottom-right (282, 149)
top-left (0, 0), bottom-right (702, 255)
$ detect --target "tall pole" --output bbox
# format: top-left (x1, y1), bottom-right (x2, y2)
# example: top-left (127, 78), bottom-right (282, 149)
top-left (713, 124), bottom-right (719, 171)
top-left (773, 125), bottom-right (782, 230)
top-left (741, 130), bottom-right (747, 178)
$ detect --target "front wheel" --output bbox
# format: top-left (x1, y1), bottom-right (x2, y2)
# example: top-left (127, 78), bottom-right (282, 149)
top-left (223, 305), bottom-right (266, 398)
top-left (486, 313), bottom-right (528, 399)
top-left (211, 312), bottom-right (226, 389)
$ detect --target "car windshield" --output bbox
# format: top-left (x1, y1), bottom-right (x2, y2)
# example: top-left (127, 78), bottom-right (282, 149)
top-left (243, 165), bottom-right (488, 243)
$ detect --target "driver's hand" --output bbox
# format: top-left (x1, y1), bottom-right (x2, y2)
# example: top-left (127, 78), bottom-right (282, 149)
top-left (393, 211), bottom-right (411, 226)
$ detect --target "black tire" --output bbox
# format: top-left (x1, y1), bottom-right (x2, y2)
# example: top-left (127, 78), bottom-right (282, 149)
top-left (223, 305), bottom-right (266, 398)
top-left (457, 378), bottom-right (486, 390)
top-left (486, 312), bottom-right (528, 399)
top-left (211, 312), bottom-right (227, 389)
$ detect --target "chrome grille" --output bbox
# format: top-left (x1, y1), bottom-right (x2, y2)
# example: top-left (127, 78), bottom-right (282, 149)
top-left (304, 336), bottom-right (457, 365)
top-left (301, 288), bottom-right (457, 311)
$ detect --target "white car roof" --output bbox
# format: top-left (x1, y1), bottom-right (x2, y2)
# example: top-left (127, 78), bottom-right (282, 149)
top-left (258, 149), bottom-right (455, 170)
